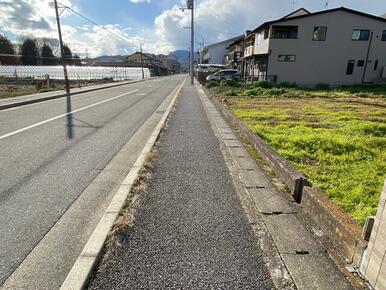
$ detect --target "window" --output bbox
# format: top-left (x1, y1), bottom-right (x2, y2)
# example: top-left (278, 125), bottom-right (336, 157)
top-left (313, 26), bottom-right (327, 41)
top-left (374, 60), bottom-right (379, 71)
top-left (346, 60), bottom-right (355, 75)
top-left (357, 60), bottom-right (365, 67)
top-left (264, 28), bottom-right (269, 39)
top-left (382, 30), bottom-right (386, 41)
top-left (272, 26), bottom-right (298, 39)
top-left (256, 32), bottom-right (264, 46)
top-left (278, 55), bottom-right (296, 62)
top-left (352, 29), bottom-right (370, 41)
top-left (223, 71), bottom-right (236, 76)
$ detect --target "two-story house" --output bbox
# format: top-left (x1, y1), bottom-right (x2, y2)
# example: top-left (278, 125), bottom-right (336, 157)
top-left (227, 36), bottom-right (244, 72)
top-left (246, 7), bottom-right (386, 85)
top-left (243, 31), bottom-right (256, 79)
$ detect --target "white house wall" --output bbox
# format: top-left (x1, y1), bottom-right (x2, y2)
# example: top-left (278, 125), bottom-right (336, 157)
top-left (205, 38), bottom-right (241, 65)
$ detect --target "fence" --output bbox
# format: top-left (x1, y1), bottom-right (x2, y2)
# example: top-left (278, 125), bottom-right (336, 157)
top-left (0, 65), bottom-right (150, 81)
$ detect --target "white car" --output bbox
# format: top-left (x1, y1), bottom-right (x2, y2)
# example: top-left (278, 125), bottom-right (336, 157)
top-left (206, 69), bottom-right (240, 81)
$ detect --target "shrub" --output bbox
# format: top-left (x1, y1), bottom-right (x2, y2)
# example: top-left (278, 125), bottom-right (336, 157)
top-left (254, 80), bottom-right (275, 88)
top-left (226, 89), bottom-right (239, 96)
top-left (242, 87), bottom-right (264, 97)
top-left (280, 82), bottom-right (298, 88)
top-left (225, 79), bottom-right (240, 87)
top-left (206, 81), bottom-right (219, 88)
top-left (266, 88), bottom-right (287, 96)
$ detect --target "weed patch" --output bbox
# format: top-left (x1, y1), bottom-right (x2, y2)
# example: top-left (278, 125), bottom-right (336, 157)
top-left (207, 81), bottom-right (386, 224)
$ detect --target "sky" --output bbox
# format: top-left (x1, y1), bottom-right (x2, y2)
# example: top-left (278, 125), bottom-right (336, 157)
top-left (0, 0), bottom-right (386, 57)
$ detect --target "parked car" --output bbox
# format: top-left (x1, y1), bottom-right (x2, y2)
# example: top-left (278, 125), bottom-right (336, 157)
top-left (206, 69), bottom-right (240, 81)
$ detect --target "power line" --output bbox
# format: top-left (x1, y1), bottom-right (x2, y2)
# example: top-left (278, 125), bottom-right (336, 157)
top-left (57, 2), bottom-right (138, 49)
top-left (197, 0), bottom-right (235, 31)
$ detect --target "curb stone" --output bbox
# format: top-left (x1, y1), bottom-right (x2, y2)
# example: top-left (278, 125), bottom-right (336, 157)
top-left (59, 78), bottom-right (185, 290)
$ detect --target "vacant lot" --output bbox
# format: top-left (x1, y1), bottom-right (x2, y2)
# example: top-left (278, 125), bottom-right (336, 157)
top-left (0, 78), bottom-right (114, 99)
top-left (208, 80), bottom-right (386, 225)
top-left (0, 84), bottom-right (59, 99)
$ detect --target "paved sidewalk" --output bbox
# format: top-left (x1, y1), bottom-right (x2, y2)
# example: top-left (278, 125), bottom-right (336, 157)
top-left (90, 83), bottom-right (274, 289)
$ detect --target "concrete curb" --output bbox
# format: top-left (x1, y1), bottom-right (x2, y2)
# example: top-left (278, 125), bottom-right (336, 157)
top-left (0, 79), bottom-right (146, 111)
top-left (202, 87), bottom-right (309, 202)
top-left (60, 78), bottom-right (185, 290)
top-left (203, 87), bottom-right (367, 267)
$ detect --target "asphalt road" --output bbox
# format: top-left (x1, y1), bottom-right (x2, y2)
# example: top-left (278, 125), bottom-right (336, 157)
top-left (90, 84), bottom-right (274, 289)
top-left (0, 75), bottom-right (185, 288)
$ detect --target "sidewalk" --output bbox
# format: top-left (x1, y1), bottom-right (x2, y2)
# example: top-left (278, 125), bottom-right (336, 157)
top-left (89, 83), bottom-right (275, 289)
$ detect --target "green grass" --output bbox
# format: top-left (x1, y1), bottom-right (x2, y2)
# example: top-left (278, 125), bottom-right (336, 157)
top-left (208, 81), bottom-right (386, 225)
top-left (0, 90), bottom-right (33, 99)
top-left (207, 79), bottom-right (386, 100)
top-left (0, 85), bottom-right (60, 99)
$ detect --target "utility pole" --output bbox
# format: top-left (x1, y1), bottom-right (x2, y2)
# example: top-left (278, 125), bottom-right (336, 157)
top-left (187, 0), bottom-right (194, 85)
top-left (140, 44), bottom-right (144, 80)
top-left (54, 0), bottom-right (73, 139)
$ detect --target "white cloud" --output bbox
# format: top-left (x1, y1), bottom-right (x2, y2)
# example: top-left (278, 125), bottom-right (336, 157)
top-left (154, 0), bottom-right (295, 52)
top-left (1, 0), bottom-right (386, 57)
top-left (67, 24), bottom-right (145, 57)
top-left (0, 0), bottom-right (160, 57)
top-left (1, 0), bottom-right (273, 57)
top-left (0, 0), bottom-right (78, 38)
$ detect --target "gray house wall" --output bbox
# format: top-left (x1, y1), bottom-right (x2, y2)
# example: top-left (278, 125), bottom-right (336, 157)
top-left (261, 10), bottom-right (386, 85)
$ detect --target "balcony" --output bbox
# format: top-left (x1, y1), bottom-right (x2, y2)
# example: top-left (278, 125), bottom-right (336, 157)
top-left (244, 45), bottom-right (254, 58)
top-left (229, 51), bottom-right (243, 62)
top-left (254, 38), bottom-right (269, 55)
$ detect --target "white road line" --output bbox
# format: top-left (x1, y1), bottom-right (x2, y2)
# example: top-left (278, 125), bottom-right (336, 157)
top-left (0, 90), bottom-right (138, 141)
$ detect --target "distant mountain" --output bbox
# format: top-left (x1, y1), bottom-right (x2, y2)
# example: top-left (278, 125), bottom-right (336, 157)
top-left (94, 55), bottom-right (127, 63)
top-left (169, 50), bottom-right (189, 68)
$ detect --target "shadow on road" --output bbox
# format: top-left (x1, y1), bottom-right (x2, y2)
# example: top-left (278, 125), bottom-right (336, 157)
top-left (66, 94), bottom-right (73, 139)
